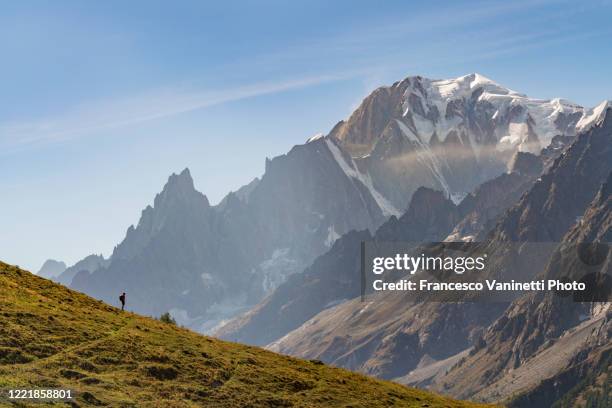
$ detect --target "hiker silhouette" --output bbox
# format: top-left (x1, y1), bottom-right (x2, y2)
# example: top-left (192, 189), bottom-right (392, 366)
top-left (119, 292), bottom-right (126, 311)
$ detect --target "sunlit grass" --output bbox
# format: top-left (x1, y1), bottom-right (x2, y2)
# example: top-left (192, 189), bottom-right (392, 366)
top-left (0, 261), bottom-right (496, 407)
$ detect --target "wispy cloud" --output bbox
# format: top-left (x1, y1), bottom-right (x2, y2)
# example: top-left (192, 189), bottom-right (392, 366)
top-left (220, 0), bottom-right (595, 97)
top-left (0, 73), bottom-right (356, 152)
top-left (1, 0), bottom-right (605, 154)
top-left (242, 0), bottom-right (572, 68)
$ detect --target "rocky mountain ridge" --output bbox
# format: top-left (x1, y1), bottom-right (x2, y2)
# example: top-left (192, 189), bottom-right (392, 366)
top-left (429, 171), bottom-right (611, 406)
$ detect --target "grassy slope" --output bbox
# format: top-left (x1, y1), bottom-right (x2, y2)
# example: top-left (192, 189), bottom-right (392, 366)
top-left (0, 262), bottom-right (494, 408)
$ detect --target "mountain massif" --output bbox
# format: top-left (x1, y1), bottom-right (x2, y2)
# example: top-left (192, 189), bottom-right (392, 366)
top-left (56, 74), bottom-right (607, 336)
top-left (258, 108), bottom-right (612, 406)
top-left (44, 73), bottom-right (612, 407)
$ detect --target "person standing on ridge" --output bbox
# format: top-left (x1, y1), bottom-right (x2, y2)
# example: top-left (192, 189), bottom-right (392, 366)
top-left (119, 292), bottom-right (126, 311)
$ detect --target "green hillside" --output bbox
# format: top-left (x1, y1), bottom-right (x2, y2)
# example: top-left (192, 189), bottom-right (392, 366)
top-left (0, 262), bottom-right (494, 407)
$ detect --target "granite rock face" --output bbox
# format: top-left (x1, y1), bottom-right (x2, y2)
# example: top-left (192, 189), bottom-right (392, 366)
top-left (432, 171), bottom-right (611, 406)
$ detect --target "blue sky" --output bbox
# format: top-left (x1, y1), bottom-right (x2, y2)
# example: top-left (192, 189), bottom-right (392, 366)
top-left (2, 0), bottom-right (612, 271)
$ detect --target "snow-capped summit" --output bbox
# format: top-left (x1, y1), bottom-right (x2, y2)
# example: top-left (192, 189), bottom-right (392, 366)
top-left (331, 73), bottom-right (596, 156)
top-left (325, 73), bottom-right (606, 210)
top-left (400, 73), bottom-right (587, 152)
top-left (423, 73), bottom-right (522, 99)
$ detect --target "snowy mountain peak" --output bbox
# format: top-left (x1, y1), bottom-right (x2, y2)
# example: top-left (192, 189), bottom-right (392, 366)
top-left (577, 100), bottom-right (612, 131)
top-left (394, 73), bottom-right (522, 102)
top-left (324, 73), bottom-right (610, 212)
top-left (332, 73), bottom-right (599, 157)
top-left (394, 73), bottom-right (583, 153)
top-left (428, 73), bottom-right (522, 99)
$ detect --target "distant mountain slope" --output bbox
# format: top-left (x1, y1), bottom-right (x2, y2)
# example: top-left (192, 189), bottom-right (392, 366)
top-left (56, 254), bottom-right (108, 286)
top-left (446, 135), bottom-right (575, 242)
top-left (431, 171), bottom-right (611, 407)
top-left (217, 187), bottom-right (467, 346)
top-left (36, 259), bottom-right (66, 279)
top-left (215, 229), bottom-right (372, 346)
top-left (0, 262), bottom-right (493, 408)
